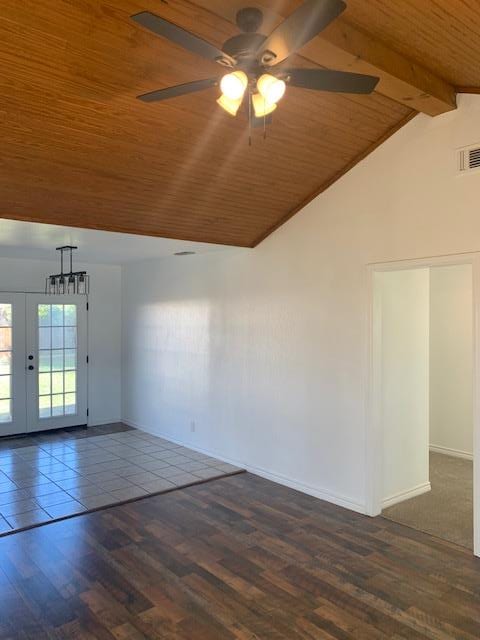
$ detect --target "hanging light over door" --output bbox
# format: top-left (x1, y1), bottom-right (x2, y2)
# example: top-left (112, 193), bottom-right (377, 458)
top-left (45, 246), bottom-right (90, 295)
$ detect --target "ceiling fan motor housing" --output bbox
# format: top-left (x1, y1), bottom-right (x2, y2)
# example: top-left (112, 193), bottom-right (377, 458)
top-left (222, 7), bottom-right (268, 66)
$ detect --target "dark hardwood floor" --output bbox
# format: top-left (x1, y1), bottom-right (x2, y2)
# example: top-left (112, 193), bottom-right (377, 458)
top-left (0, 472), bottom-right (478, 639)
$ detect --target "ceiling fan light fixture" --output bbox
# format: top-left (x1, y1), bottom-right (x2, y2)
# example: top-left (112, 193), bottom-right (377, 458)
top-left (252, 92), bottom-right (277, 118)
top-left (220, 70), bottom-right (248, 100)
top-left (132, 2), bottom-right (380, 142)
top-left (257, 74), bottom-right (286, 104)
top-left (217, 94), bottom-right (243, 116)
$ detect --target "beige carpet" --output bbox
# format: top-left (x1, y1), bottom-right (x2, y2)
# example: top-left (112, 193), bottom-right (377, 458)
top-left (382, 451), bottom-right (473, 549)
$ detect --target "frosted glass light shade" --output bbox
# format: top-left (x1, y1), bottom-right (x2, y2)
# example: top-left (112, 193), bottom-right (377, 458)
top-left (257, 74), bottom-right (286, 104)
top-left (252, 92), bottom-right (277, 118)
top-left (217, 94), bottom-right (243, 116)
top-left (220, 71), bottom-right (248, 100)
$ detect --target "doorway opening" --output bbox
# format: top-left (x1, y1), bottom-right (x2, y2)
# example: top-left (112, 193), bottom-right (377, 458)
top-left (368, 256), bottom-right (478, 555)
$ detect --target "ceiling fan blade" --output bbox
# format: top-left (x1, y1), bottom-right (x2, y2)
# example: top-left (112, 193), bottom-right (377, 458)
top-left (257, 0), bottom-right (346, 66)
top-left (132, 12), bottom-right (235, 67)
top-left (286, 68), bottom-right (379, 94)
top-left (137, 78), bottom-right (219, 102)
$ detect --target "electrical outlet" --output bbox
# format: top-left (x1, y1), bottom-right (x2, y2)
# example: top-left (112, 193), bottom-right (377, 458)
top-left (190, 421), bottom-right (196, 433)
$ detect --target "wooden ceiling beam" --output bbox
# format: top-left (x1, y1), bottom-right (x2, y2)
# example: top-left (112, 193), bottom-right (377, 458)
top-left (456, 87), bottom-right (480, 94)
top-left (305, 18), bottom-right (456, 117)
top-left (189, 0), bottom-right (457, 117)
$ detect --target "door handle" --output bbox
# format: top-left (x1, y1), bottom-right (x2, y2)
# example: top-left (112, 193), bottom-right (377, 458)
top-left (28, 365), bottom-right (34, 371)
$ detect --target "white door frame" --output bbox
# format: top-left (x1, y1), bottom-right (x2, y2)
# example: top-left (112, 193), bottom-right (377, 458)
top-left (365, 252), bottom-right (480, 557)
top-left (0, 291), bottom-right (89, 436)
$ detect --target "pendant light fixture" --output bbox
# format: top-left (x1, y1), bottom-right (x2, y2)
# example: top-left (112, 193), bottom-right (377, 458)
top-left (45, 246), bottom-right (90, 295)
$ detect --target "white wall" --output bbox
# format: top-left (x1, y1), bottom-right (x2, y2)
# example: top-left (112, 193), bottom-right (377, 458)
top-left (430, 264), bottom-right (473, 458)
top-left (122, 94), bottom-right (480, 515)
top-left (0, 256), bottom-right (121, 425)
top-left (376, 269), bottom-right (430, 507)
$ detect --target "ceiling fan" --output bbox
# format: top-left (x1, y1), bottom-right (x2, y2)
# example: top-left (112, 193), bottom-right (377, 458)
top-left (131, 0), bottom-right (380, 121)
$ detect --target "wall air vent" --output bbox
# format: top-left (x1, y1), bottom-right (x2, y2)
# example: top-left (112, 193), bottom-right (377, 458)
top-left (458, 144), bottom-right (480, 174)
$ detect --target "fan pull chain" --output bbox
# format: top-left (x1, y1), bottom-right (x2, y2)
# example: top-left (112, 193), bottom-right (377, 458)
top-left (248, 88), bottom-right (252, 147)
top-left (263, 97), bottom-right (267, 140)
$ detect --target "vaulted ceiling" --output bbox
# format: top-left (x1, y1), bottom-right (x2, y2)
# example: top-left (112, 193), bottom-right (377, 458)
top-left (0, 1), bottom-right (478, 247)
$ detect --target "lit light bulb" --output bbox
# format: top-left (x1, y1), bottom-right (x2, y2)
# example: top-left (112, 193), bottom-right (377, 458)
top-left (252, 92), bottom-right (277, 118)
top-left (220, 71), bottom-right (248, 100)
top-left (257, 74), bottom-right (286, 104)
top-left (217, 94), bottom-right (242, 116)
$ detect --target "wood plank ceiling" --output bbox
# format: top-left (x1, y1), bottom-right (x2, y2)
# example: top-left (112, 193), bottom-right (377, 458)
top-left (0, 0), bottom-right (478, 247)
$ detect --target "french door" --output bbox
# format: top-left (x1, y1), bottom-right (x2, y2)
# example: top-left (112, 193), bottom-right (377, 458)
top-left (0, 293), bottom-right (26, 435)
top-left (0, 293), bottom-right (87, 436)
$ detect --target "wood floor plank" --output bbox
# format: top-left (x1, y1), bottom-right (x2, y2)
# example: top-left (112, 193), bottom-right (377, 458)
top-left (0, 473), bottom-right (478, 639)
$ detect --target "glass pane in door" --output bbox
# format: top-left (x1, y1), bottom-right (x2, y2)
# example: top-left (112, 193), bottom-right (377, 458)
top-left (37, 304), bottom-right (77, 418)
top-left (0, 304), bottom-right (12, 423)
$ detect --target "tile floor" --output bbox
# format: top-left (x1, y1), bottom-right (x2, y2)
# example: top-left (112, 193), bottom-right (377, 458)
top-left (0, 425), bottom-right (242, 534)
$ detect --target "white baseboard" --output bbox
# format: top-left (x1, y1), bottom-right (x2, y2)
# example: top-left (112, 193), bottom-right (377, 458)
top-left (382, 481), bottom-right (431, 509)
top-left (429, 444), bottom-right (473, 461)
top-left (122, 418), bottom-right (367, 515)
top-left (240, 463), bottom-right (366, 515)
